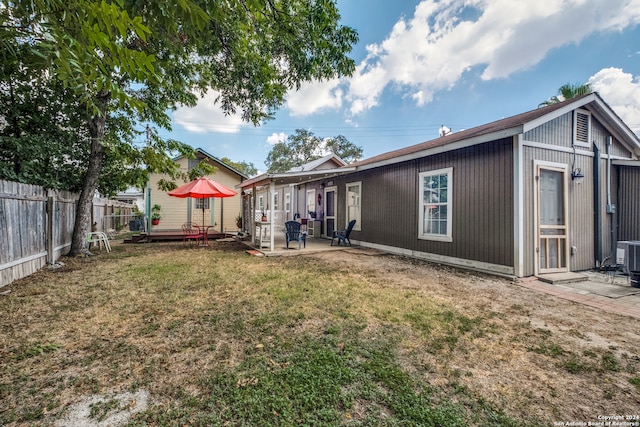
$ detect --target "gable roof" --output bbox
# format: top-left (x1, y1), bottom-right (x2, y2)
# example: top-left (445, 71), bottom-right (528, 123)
top-left (173, 147), bottom-right (249, 179)
top-left (239, 153), bottom-right (353, 189)
top-left (351, 92), bottom-right (640, 171)
top-left (287, 153), bottom-right (348, 172)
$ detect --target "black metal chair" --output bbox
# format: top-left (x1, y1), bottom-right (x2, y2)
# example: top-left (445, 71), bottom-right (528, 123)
top-left (284, 220), bottom-right (306, 249)
top-left (331, 220), bottom-right (356, 246)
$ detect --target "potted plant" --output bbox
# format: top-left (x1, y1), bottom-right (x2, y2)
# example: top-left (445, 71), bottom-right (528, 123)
top-left (151, 204), bottom-right (162, 225)
top-left (235, 215), bottom-right (243, 229)
top-left (261, 211), bottom-right (267, 222)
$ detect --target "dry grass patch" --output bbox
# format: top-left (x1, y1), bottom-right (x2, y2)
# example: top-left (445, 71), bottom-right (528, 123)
top-left (0, 241), bottom-right (638, 426)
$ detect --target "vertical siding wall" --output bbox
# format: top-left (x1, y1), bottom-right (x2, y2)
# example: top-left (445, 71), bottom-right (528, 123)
top-left (335, 138), bottom-right (514, 270)
top-left (521, 146), bottom-right (596, 275)
top-left (618, 166), bottom-right (640, 241)
top-left (521, 112), bottom-right (629, 275)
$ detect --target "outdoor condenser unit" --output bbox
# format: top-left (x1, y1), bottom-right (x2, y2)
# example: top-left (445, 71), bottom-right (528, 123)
top-left (616, 241), bottom-right (640, 288)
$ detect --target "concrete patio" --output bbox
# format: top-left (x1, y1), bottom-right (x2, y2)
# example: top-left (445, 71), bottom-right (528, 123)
top-left (239, 233), bottom-right (355, 256)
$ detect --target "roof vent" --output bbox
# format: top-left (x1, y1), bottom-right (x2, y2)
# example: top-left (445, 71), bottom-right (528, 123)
top-left (573, 110), bottom-right (590, 147)
top-left (439, 125), bottom-right (452, 137)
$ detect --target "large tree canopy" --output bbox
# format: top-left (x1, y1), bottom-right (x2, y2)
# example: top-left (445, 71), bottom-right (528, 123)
top-left (265, 129), bottom-right (363, 173)
top-left (1, 0), bottom-right (358, 254)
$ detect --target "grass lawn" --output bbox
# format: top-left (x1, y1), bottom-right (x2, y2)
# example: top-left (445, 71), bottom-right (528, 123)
top-left (1, 241), bottom-right (638, 426)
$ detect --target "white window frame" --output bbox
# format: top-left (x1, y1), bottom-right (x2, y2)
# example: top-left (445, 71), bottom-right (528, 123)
top-left (195, 198), bottom-right (210, 210)
top-left (573, 109), bottom-right (591, 148)
top-left (418, 167), bottom-right (453, 242)
top-left (306, 189), bottom-right (315, 217)
top-left (284, 192), bottom-right (291, 212)
top-left (345, 181), bottom-right (362, 231)
top-left (258, 195), bottom-right (264, 211)
top-left (273, 192), bottom-right (279, 211)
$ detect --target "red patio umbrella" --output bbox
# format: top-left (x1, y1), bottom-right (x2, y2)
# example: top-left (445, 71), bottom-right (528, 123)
top-left (168, 176), bottom-right (237, 228)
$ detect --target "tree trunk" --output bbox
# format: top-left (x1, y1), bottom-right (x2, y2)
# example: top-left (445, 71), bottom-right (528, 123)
top-left (69, 91), bottom-right (110, 255)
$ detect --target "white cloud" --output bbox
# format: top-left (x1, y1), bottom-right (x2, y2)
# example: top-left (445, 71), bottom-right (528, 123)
top-left (589, 67), bottom-right (640, 134)
top-left (173, 90), bottom-right (247, 133)
top-left (344, 0), bottom-right (640, 115)
top-left (286, 78), bottom-right (344, 116)
top-left (176, 1), bottom-right (640, 124)
top-left (266, 132), bottom-right (287, 145)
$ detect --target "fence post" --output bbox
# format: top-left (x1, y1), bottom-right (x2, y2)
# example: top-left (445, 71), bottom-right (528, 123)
top-left (47, 191), bottom-right (55, 265)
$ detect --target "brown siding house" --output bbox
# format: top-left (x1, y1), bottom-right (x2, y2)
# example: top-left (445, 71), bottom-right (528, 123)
top-left (242, 93), bottom-right (640, 278)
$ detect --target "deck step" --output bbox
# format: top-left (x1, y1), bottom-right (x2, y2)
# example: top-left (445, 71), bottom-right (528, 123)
top-left (536, 272), bottom-right (588, 285)
top-left (124, 234), bottom-right (148, 244)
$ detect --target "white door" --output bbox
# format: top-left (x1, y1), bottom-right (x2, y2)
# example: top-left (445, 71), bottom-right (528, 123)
top-left (324, 187), bottom-right (337, 238)
top-left (536, 165), bottom-right (569, 273)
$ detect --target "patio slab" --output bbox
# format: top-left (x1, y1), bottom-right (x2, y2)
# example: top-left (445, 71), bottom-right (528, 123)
top-left (241, 235), bottom-right (353, 256)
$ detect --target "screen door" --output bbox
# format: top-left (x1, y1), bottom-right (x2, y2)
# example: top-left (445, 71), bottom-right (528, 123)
top-left (537, 166), bottom-right (568, 273)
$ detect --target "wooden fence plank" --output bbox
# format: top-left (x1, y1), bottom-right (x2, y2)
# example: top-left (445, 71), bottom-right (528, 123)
top-left (0, 180), bottom-right (133, 288)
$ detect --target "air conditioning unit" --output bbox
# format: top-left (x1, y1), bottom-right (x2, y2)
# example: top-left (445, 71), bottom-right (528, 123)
top-left (616, 241), bottom-right (640, 288)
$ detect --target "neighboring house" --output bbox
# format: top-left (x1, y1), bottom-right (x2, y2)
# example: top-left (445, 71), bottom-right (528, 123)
top-left (244, 93), bottom-right (640, 278)
top-left (239, 154), bottom-right (350, 244)
top-left (146, 148), bottom-right (247, 234)
top-left (116, 187), bottom-right (145, 212)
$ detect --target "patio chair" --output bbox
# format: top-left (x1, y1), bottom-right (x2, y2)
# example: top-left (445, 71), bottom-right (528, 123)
top-left (331, 220), bottom-right (356, 246)
top-left (87, 231), bottom-right (111, 252)
top-left (182, 223), bottom-right (202, 246)
top-left (284, 220), bottom-right (306, 249)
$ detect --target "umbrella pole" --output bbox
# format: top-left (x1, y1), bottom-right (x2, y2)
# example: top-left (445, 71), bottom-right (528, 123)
top-left (201, 199), bottom-right (207, 246)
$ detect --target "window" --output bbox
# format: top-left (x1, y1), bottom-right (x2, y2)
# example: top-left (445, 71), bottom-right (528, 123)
top-left (258, 195), bottom-right (264, 211)
top-left (346, 181), bottom-right (361, 231)
top-left (195, 198), bottom-right (210, 210)
top-left (418, 168), bottom-right (452, 241)
top-left (306, 189), bottom-right (315, 217)
top-left (284, 192), bottom-right (291, 212)
top-left (573, 109), bottom-right (591, 147)
top-left (273, 192), bottom-right (279, 211)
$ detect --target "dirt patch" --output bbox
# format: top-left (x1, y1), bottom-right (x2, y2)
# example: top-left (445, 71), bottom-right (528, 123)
top-left (311, 249), bottom-right (640, 423)
top-left (54, 390), bottom-right (150, 427)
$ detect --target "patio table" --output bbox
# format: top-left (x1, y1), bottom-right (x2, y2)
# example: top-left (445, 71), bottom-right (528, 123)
top-left (194, 225), bottom-right (212, 246)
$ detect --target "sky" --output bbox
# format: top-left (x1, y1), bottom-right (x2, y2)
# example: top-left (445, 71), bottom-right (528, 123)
top-left (161, 0), bottom-right (640, 175)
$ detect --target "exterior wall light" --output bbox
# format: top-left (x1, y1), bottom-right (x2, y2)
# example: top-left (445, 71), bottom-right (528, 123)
top-left (571, 168), bottom-right (584, 184)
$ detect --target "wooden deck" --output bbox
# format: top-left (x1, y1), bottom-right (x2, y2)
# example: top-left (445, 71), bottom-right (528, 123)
top-left (124, 230), bottom-right (233, 243)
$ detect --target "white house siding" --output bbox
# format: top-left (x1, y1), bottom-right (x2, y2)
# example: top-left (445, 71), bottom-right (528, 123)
top-left (147, 156), bottom-right (244, 233)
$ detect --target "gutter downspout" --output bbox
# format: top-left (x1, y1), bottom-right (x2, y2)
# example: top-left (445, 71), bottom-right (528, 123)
top-left (593, 143), bottom-right (602, 266)
top-left (605, 136), bottom-right (616, 264)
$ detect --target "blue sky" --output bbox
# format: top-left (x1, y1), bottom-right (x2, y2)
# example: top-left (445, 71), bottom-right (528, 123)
top-left (162, 0), bottom-right (640, 174)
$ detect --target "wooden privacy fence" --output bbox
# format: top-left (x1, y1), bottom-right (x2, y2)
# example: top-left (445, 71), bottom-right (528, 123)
top-left (0, 180), bottom-right (133, 288)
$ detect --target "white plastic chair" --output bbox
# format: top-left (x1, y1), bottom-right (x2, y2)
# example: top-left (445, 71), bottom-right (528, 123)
top-left (87, 232), bottom-right (112, 252)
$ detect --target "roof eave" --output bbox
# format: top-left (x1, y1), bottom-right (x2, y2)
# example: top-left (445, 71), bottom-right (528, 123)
top-left (238, 167), bottom-right (356, 189)
top-left (587, 97), bottom-right (640, 157)
top-left (355, 127), bottom-right (523, 172)
top-left (173, 148), bottom-right (249, 179)
top-left (522, 93), bottom-right (598, 133)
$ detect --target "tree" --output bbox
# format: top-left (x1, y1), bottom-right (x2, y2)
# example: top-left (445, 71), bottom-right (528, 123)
top-left (220, 157), bottom-right (258, 178)
top-left (265, 129), bottom-right (363, 173)
top-left (539, 83), bottom-right (592, 107)
top-left (3, 0), bottom-right (358, 254)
